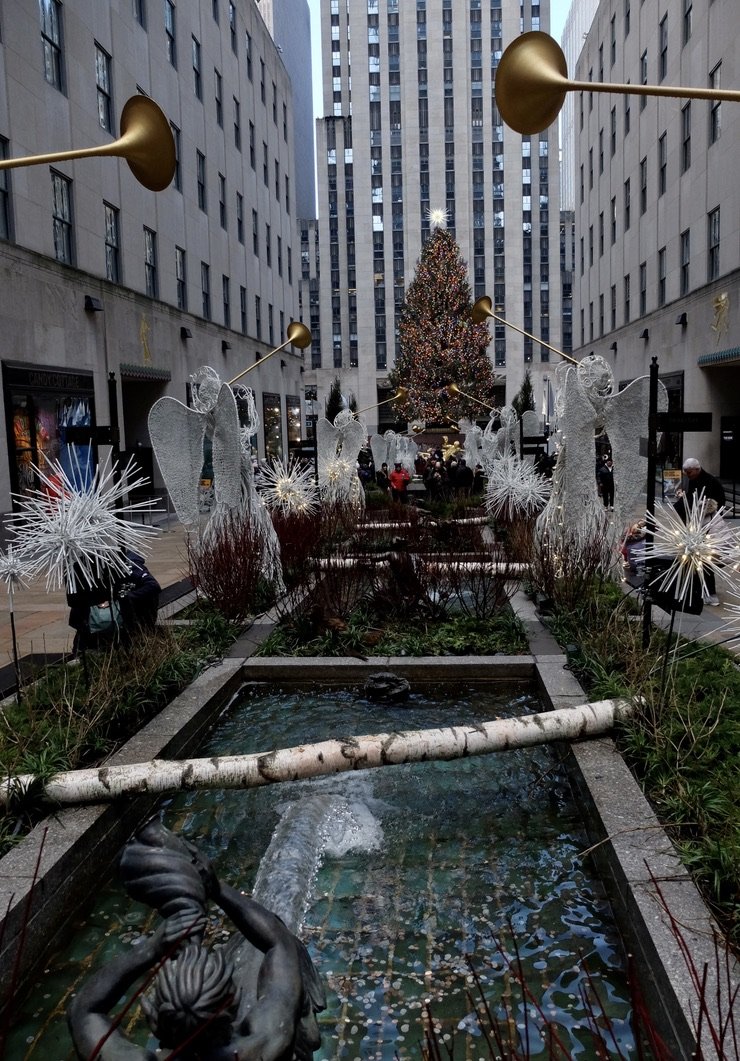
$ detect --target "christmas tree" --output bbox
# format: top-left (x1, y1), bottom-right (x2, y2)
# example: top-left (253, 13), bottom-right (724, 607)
top-left (324, 376), bottom-right (344, 422)
top-left (511, 369), bottom-right (535, 419)
top-left (389, 222), bottom-right (496, 423)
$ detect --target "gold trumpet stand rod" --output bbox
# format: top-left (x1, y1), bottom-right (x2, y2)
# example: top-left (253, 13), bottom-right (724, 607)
top-left (228, 321), bottom-right (312, 386)
top-left (354, 386), bottom-right (409, 418)
top-left (472, 296), bottom-right (578, 366)
top-left (446, 383), bottom-right (496, 412)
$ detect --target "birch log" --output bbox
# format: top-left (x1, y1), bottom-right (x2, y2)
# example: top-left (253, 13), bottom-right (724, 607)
top-left (0, 699), bottom-right (631, 808)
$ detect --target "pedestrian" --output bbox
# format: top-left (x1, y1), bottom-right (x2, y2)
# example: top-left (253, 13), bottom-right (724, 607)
top-left (389, 460), bottom-right (411, 503)
top-left (456, 458), bottom-right (474, 496)
top-left (597, 459), bottom-right (614, 509)
top-left (674, 457), bottom-right (726, 605)
top-left (376, 462), bottom-right (390, 494)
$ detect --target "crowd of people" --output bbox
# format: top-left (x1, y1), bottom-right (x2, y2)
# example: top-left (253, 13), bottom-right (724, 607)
top-left (368, 447), bottom-right (486, 504)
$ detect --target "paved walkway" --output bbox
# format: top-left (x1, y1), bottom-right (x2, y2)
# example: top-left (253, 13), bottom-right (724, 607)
top-left (0, 523), bottom-right (190, 666)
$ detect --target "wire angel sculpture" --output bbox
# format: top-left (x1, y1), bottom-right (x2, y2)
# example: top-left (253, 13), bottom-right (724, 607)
top-left (148, 368), bottom-right (282, 586)
top-left (316, 410), bottom-right (365, 510)
top-left (5, 455), bottom-right (157, 594)
top-left (537, 354), bottom-right (667, 552)
top-left (478, 405), bottom-right (518, 474)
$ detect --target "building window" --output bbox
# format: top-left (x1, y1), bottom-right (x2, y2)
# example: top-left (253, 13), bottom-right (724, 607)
top-left (624, 178), bottom-right (630, 230)
top-left (639, 157), bottom-right (647, 215)
top-left (176, 246), bottom-right (187, 310)
top-left (229, 2), bottom-right (236, 53)
top-left (164, 0), bottom-right (176, 67)
top-left (268, 303), bottom-right (274, 344)
top-left (680, 229), bottom-right (690, 295)
top-left (610, 106), bottom-right (616, 155)
top-left (274, 159), bottom-right (280, 201)
top-left (212, 0), bottom-right (219, 22)
top-left (610, 284), bottom-right (617, 330)
top-left (51, 170), bottom-right (73, 263)
top-left (640, 51), bottom-right (647, 110)
top-left (233, 97), bottom-right (241, 149)
top-left (265, 224), bottom-right (271, 266)
top-left (218, 173), bottom-right (226, 228)
top-left (598, 129), bottom-right (604, 174)
top-left (222, 274), bottom-right (230, 328)
top-left (214, 69), bottom-right (223, 125)
top-left (170, 122), bottom-right (181, 191)
top-left (285, 175), bottom-right (290, 214)
top-left (579, 164), bottom-right (584, 203)
top-left (579, 236), bottom-right (584, 275)
top-left (707, 207), bottom-right (720, 281)
top-left (588, 225), bottom-right (593, 266)
top-left (681, 103), bottom-right (691, 172)
top-left (589, 301), bottom-right (594, 341)
top-left (40, 0), bottom-right (64, 90)
top-left (624, 273), bottom-right (630, 323)
top-left (624, 0), bottom-right (630, 36)
top-left (252, 209), bottom-right (258, 254)
top-left (283, 101), bottom-right (288, 141)
top-left (624, 89), bottom-right (630, 133)
top-left (272, 82), bottom-right (277, 124)
top-left (611, 196), bottom-right (617, 244)
top-left (201, 261), bottom-right (211, 319)
top-left (639, 261), bottom-right (646, 316)
top-left (610, 15), bottom-right (616, 65)
top-left (142, 226), bottom-right (157, 298)
top-left (255, 295), bottom-right (261, 339)
top-left (263, 142), bottom-right (268, 186)
top-left (249, 121), bottom-right (255, 168)
top-left (104, 202), bottom-right (120, 282)
top-left (658, 247), bottom-right (666, 306)
top-left (196, 150), bottom-right (206, 210)
top-left (658, 132), bottom-right (666, 196)
top-left (192, 36), bottom-right (201, 99)
top-left (277, 235), bottom-right (282, 276)
top-left (260, 59), bottom-right (265, 103)
top-left (245, 30), bottom-right (252, 79)
top-left (599, 211), bottom-right (604, 257)
top-left (133, 0), bottom-right (146, 29)
top-left (287, 246), bottom-right (292, 285)
top-left (236, 191), bottom-right (243, 243)
top-left (709, 64), bottom-right (721, 144)
top-left (95, 44), bottom-right (113, 131)
top-left (659, 15), bottom-right (667, 82)
top-left (683, 0), bottom-right (692, 45)
top-left (240, 285), bottom-right (247, 333)
top-left (0, 139), bottom-right (12, 240)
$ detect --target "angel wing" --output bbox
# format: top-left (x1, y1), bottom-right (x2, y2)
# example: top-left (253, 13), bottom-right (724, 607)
top-left (148, 397), bottom-right (207, 526)
top-left (603, 376), bottom-right (668, 530)
top-left (370, 432), bottom-right (391, 473)
top-left (210, 383), bottom-right (243, 515)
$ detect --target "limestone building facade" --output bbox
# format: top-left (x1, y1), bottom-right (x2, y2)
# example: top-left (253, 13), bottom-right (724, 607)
top-left (571, 0), bottom-right (740, 478)
top-left (0, 0), bottom-right (307, 514)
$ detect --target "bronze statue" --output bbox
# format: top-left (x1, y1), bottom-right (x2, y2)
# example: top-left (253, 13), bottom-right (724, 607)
top-left (67, 819), bottom-right (325, 1060)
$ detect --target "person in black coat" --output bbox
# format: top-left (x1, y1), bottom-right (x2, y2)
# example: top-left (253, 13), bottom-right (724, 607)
top-left (67, 550), bottom-right (161, 654)
top-left (673, 458), bottom-right (726, 604)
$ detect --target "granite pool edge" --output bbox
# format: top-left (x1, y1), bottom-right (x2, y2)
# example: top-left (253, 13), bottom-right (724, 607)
top-left (0, 601), bottom-right (736, 1057)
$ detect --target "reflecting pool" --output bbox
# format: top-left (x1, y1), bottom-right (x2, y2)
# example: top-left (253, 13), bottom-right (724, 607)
top-left (9, 684), bottom-right (637, 1058)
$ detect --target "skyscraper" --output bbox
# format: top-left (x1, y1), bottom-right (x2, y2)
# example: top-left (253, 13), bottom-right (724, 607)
top-left (306, 0), bottom-right (562, 434)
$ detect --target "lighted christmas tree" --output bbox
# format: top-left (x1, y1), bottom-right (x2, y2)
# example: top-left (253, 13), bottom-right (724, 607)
top-left (389, 220), bottom-right (496, 423)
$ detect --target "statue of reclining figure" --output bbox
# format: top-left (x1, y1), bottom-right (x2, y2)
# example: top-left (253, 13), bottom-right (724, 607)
top-left (67, 819), bottom-right (326, 1060)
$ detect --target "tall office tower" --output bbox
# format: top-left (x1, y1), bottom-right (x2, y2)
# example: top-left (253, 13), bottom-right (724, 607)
top-left (560, 0), bottom-right (599, 211)
top-left (308, 0), bottom-right (562, 435)
top-left (571, 0), bottom-right (740, 476)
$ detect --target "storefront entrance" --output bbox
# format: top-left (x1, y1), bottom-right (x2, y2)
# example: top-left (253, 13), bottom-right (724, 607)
top-left (2, 362), bottom-right (96, 502)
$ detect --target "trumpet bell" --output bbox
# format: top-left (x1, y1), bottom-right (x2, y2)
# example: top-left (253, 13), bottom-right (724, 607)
top-left (117, 96), bottom-right (176, 192)
top-left (495, 31), bottom-right (569, 135)
top-left (471, 295), bottom-right (494, 324)
top-left (286, 320), bottom-right (312, 349)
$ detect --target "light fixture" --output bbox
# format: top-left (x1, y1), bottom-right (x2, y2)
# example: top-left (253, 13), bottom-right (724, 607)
top-left (221, 340), bottom-right (231, 353)
top-left (640, 328), bottom-right (650, 341)
top-left (84, 295), bottom-right (103, 313)
top-left (280, 359), bottom-right (286, 369)
top-left (675, 312), bottom-right (688, 327)
top-left (300, 366), bottom-right (305, 374)
top-left (609, 341), bottom-right (618, 352)
top-left (180, 326), bottom-right (193, 341)
top-left (229, 321), bottom-right (312, 385)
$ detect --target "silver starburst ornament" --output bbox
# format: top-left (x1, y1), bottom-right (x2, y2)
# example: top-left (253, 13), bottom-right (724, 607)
top-left (7, 457), bottom-right (158, 593)
top-left (486, 455), bottom-right (551, 522)
top-left (257, 457), bottom-right (319, 515)
top-left (643, 497), bottom-right (740, 604)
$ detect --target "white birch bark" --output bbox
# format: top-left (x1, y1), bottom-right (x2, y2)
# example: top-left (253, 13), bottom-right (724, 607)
top-left (0, 700), bottom-right (631, 808)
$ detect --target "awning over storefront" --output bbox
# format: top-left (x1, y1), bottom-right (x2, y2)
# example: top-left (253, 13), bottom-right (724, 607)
top-left (119, 362), bottom-right (172, 381)
top-left (697, 346), bottom-right (740, 368)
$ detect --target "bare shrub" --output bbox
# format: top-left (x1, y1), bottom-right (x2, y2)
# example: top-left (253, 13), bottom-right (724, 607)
top-left (529, 518), bottom-right (615, 614)
top-left (271, 508), bottom-right (324, 588)
top-left (187, 512), bottom-right (270, 622)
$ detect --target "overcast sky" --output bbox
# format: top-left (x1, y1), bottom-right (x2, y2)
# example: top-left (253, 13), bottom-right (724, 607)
top-left (306, 0), bottom-right (573, 121)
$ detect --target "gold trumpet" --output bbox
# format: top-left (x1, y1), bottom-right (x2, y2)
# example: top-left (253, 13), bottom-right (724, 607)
top-left (228, 321), bottom-right (312, 386)
top-left (446, 382), bottom-right (496, 412)
top-left (496, 31), bottom-right (740, 135)
top-left (0, 95), bottom-right (176, 192)
top-left (472, 294), bottom-right (577, 365)
top-left (355, 386), bottom-right (409, 417)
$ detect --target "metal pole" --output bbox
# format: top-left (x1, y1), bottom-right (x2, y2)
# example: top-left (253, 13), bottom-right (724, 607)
top-left (642, 356), bottom-right (659, 649)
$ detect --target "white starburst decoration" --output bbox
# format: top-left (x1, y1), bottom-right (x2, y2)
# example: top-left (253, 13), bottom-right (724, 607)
top-left (642, 497), bottom-right (740, 604)
top-left (6, 456), bottom-right (158, 593)
top-left (426, 207), bottom-right (449, 230)
top-left (257, 457), bottom-right (319, 515)
top-left (486, 455), bottom-right (551, 522)
top-left (0, 543), bottom-right (37, 597)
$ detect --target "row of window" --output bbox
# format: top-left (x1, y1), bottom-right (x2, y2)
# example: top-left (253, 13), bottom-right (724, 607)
top-left (579, 206), bottom-right (720, 345)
